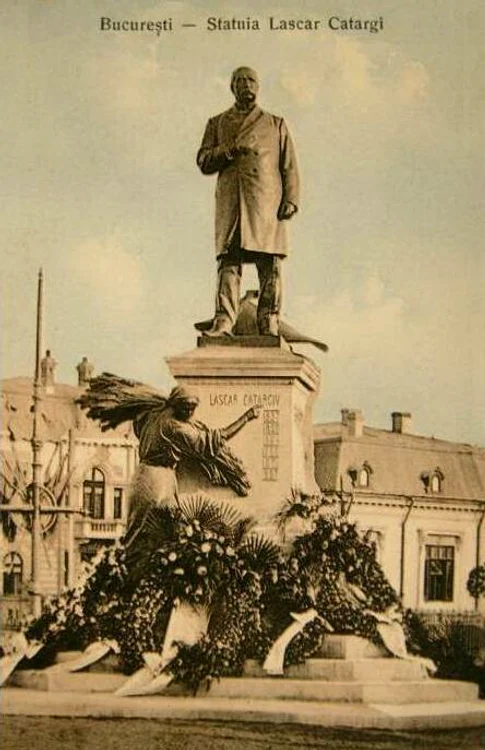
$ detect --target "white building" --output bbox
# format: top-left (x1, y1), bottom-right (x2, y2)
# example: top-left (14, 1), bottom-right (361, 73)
top-left (314, 410), bottom-right (485, 615)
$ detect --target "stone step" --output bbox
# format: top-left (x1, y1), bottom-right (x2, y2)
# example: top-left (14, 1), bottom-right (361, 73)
top-left (244, 658), bottom-right (427, 682)
top-left (208, 677), bottom-right (479, 704)
top-left (317, 635), bottom-right (388, 659)
top-left (11, 668), bottom-right (126, 693)
top-left (4, 687), bottom-right (485, 730)
top-left (10, 665), bottom-right (479, 705)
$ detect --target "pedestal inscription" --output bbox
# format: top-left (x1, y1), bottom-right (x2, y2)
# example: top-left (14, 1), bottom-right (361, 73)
top-left (166, 340), bottom-right (321, 536)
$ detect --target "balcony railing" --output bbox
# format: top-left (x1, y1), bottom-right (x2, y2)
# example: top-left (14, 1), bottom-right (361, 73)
top-left (0, 596), bottom-right (32, 631)
top-left (75, 518), bottom-right (126, 539)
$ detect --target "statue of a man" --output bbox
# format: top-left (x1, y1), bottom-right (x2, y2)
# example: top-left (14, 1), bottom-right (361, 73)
top-left (76, 356), bottom-right (94, 387)
top-left (197, 67), bottom-right (300, 337)
top-left (40, 349), bottom-right (57, 386)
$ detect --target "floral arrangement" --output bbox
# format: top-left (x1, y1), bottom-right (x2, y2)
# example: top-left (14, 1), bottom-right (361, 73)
top-left (467, 564), bottom-right (485, 599)
top-left (260, 505), bottom-right (400, 665)
top-left (25, 545), bottom-right (128, 660)
top-left (119, 498), bottom-right (278, 679)
top-left (24, 492), bottom-right (401, 689)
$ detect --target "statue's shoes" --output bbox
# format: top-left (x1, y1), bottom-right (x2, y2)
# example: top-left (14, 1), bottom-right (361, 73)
top-left (202, 324), bottom-right (234, 338)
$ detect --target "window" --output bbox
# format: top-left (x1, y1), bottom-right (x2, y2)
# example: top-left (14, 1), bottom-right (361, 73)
top-left (348, 461), bottom-right (373, 488)
top-left (424, 545), bottom-right (454, 601)
top-left (421, 467), bottom-right (444, 494)
top-left (64, 551), bottom-right (69, 588)
top-left (113, 488), bottom-right (123, 520)
top-left (83, 467), bottom-right (105, 519)
top-left (3, 552), bottom-right (23, 595)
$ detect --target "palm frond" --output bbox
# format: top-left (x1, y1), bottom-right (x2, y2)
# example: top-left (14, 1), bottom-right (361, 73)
top-left (177, 495), bottom-right (253, 541)
top-left (123, 502), bottom-right (181, 581)
top-left (177, 494), bottom-right (220, 527)
top-left (133, 505), bottom-right (180, 557)
top-left (231, 516), bottom-right (257, 547)
top-left (275, 488), bottom-right (323, 530)
top-left (240, 534), bottom-right (281, 570)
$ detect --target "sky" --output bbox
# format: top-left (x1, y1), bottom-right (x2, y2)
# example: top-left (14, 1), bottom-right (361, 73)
top-left (1, 0), bottom-right (484, 445)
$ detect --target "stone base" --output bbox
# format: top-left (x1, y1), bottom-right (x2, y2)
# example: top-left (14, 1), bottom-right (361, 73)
top-left (7, 636), bottom-right (482, 731)
top-left (207, 675), bottom-right (478, 704)
top-left (317, 634), bottom-right (388, 660)
top-left (4, 686), bottom-right (485, 730)
top-left (244, 657), bottom-right (426, 683)
top-left (10, 665), bottom-right (478, 704)
top-left (11, 667), bottom-right (125, 693)
top-left (167, 342), bottom-right (321, 537)
top-left (197, 335), bottom-right (285, 349)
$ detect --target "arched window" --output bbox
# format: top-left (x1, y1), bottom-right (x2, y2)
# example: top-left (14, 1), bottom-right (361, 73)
top-left (3, 552), bottom-right (23, 595)
top-left (83, 467), bottom-right (105, 519)
top-left (359, 467), bottom-right (370, 487)
top-left (421, 467), bottom-right (444, 494)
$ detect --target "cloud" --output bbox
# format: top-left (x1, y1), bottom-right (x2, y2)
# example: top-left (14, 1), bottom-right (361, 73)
top-left (69, 236), bottom-right (145, 316)
top-left (290, 274), bottom-right (406, 362)
top-left (399, 61), bottom-right (430, 101)
top-left (278, 36), bottom-right (431, 125)
top-left (84, 45), bottom-right (163, 116)
top-left (279, 70), bottom-right (320, 107)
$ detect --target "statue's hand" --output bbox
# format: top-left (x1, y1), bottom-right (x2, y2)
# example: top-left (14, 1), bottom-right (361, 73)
top-left (277, 201), bottom-right (297, 221)
top-left (246, 405), bottom-right (261, 421)
top-left (228, 143), bottom-right (258, 159)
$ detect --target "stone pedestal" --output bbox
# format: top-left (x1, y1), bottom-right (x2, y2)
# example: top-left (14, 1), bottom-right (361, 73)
top-left (166, 337), bottom-right (321, 536)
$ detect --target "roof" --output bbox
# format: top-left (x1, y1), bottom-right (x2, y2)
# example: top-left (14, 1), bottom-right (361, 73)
top-left (1, 378), bottom-right (134, 443)
top-left (313, 422), bottom-right (485, 501)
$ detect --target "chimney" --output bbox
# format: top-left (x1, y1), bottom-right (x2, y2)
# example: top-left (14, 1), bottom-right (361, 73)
top-left (341, 408), bottom-right (350, 426)
top-left (391, 411), bottom-right (412, 434)
top-left (346, 409), bottom-right (364, 438)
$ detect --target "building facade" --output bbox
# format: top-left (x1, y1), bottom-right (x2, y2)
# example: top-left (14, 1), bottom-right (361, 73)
top-left (1, 370), bottom-right (137, 629)
top-left (314, 410), bottom-right (485, 615)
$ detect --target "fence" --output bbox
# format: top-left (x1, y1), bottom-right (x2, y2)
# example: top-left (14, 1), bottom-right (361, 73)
top-left (417, 610), bottom-right (485, 655)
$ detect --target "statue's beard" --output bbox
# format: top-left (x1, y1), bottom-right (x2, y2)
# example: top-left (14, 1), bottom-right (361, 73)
top-left (237, 91), bottom-right (256, 108)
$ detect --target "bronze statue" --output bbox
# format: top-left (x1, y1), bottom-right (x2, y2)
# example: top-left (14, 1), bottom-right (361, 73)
top-left (196, 290), bottom-right (329, 352)
top-left (197, 67), bottom-right (300, 337)
top-left (78, 374), bottom-right (260, 548)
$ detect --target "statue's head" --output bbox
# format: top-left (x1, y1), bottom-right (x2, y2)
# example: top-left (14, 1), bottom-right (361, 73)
top-left (231, 67), bottom-right (259, 107)
top-left (168, 386), bottom-right (200, 421)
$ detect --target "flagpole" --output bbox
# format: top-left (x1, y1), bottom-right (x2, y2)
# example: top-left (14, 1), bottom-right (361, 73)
top-left (31, 268), bottom-right (44, 617)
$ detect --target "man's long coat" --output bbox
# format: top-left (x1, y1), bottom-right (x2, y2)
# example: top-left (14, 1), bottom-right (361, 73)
top-left (197, 105), bottom-right (299, 257)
